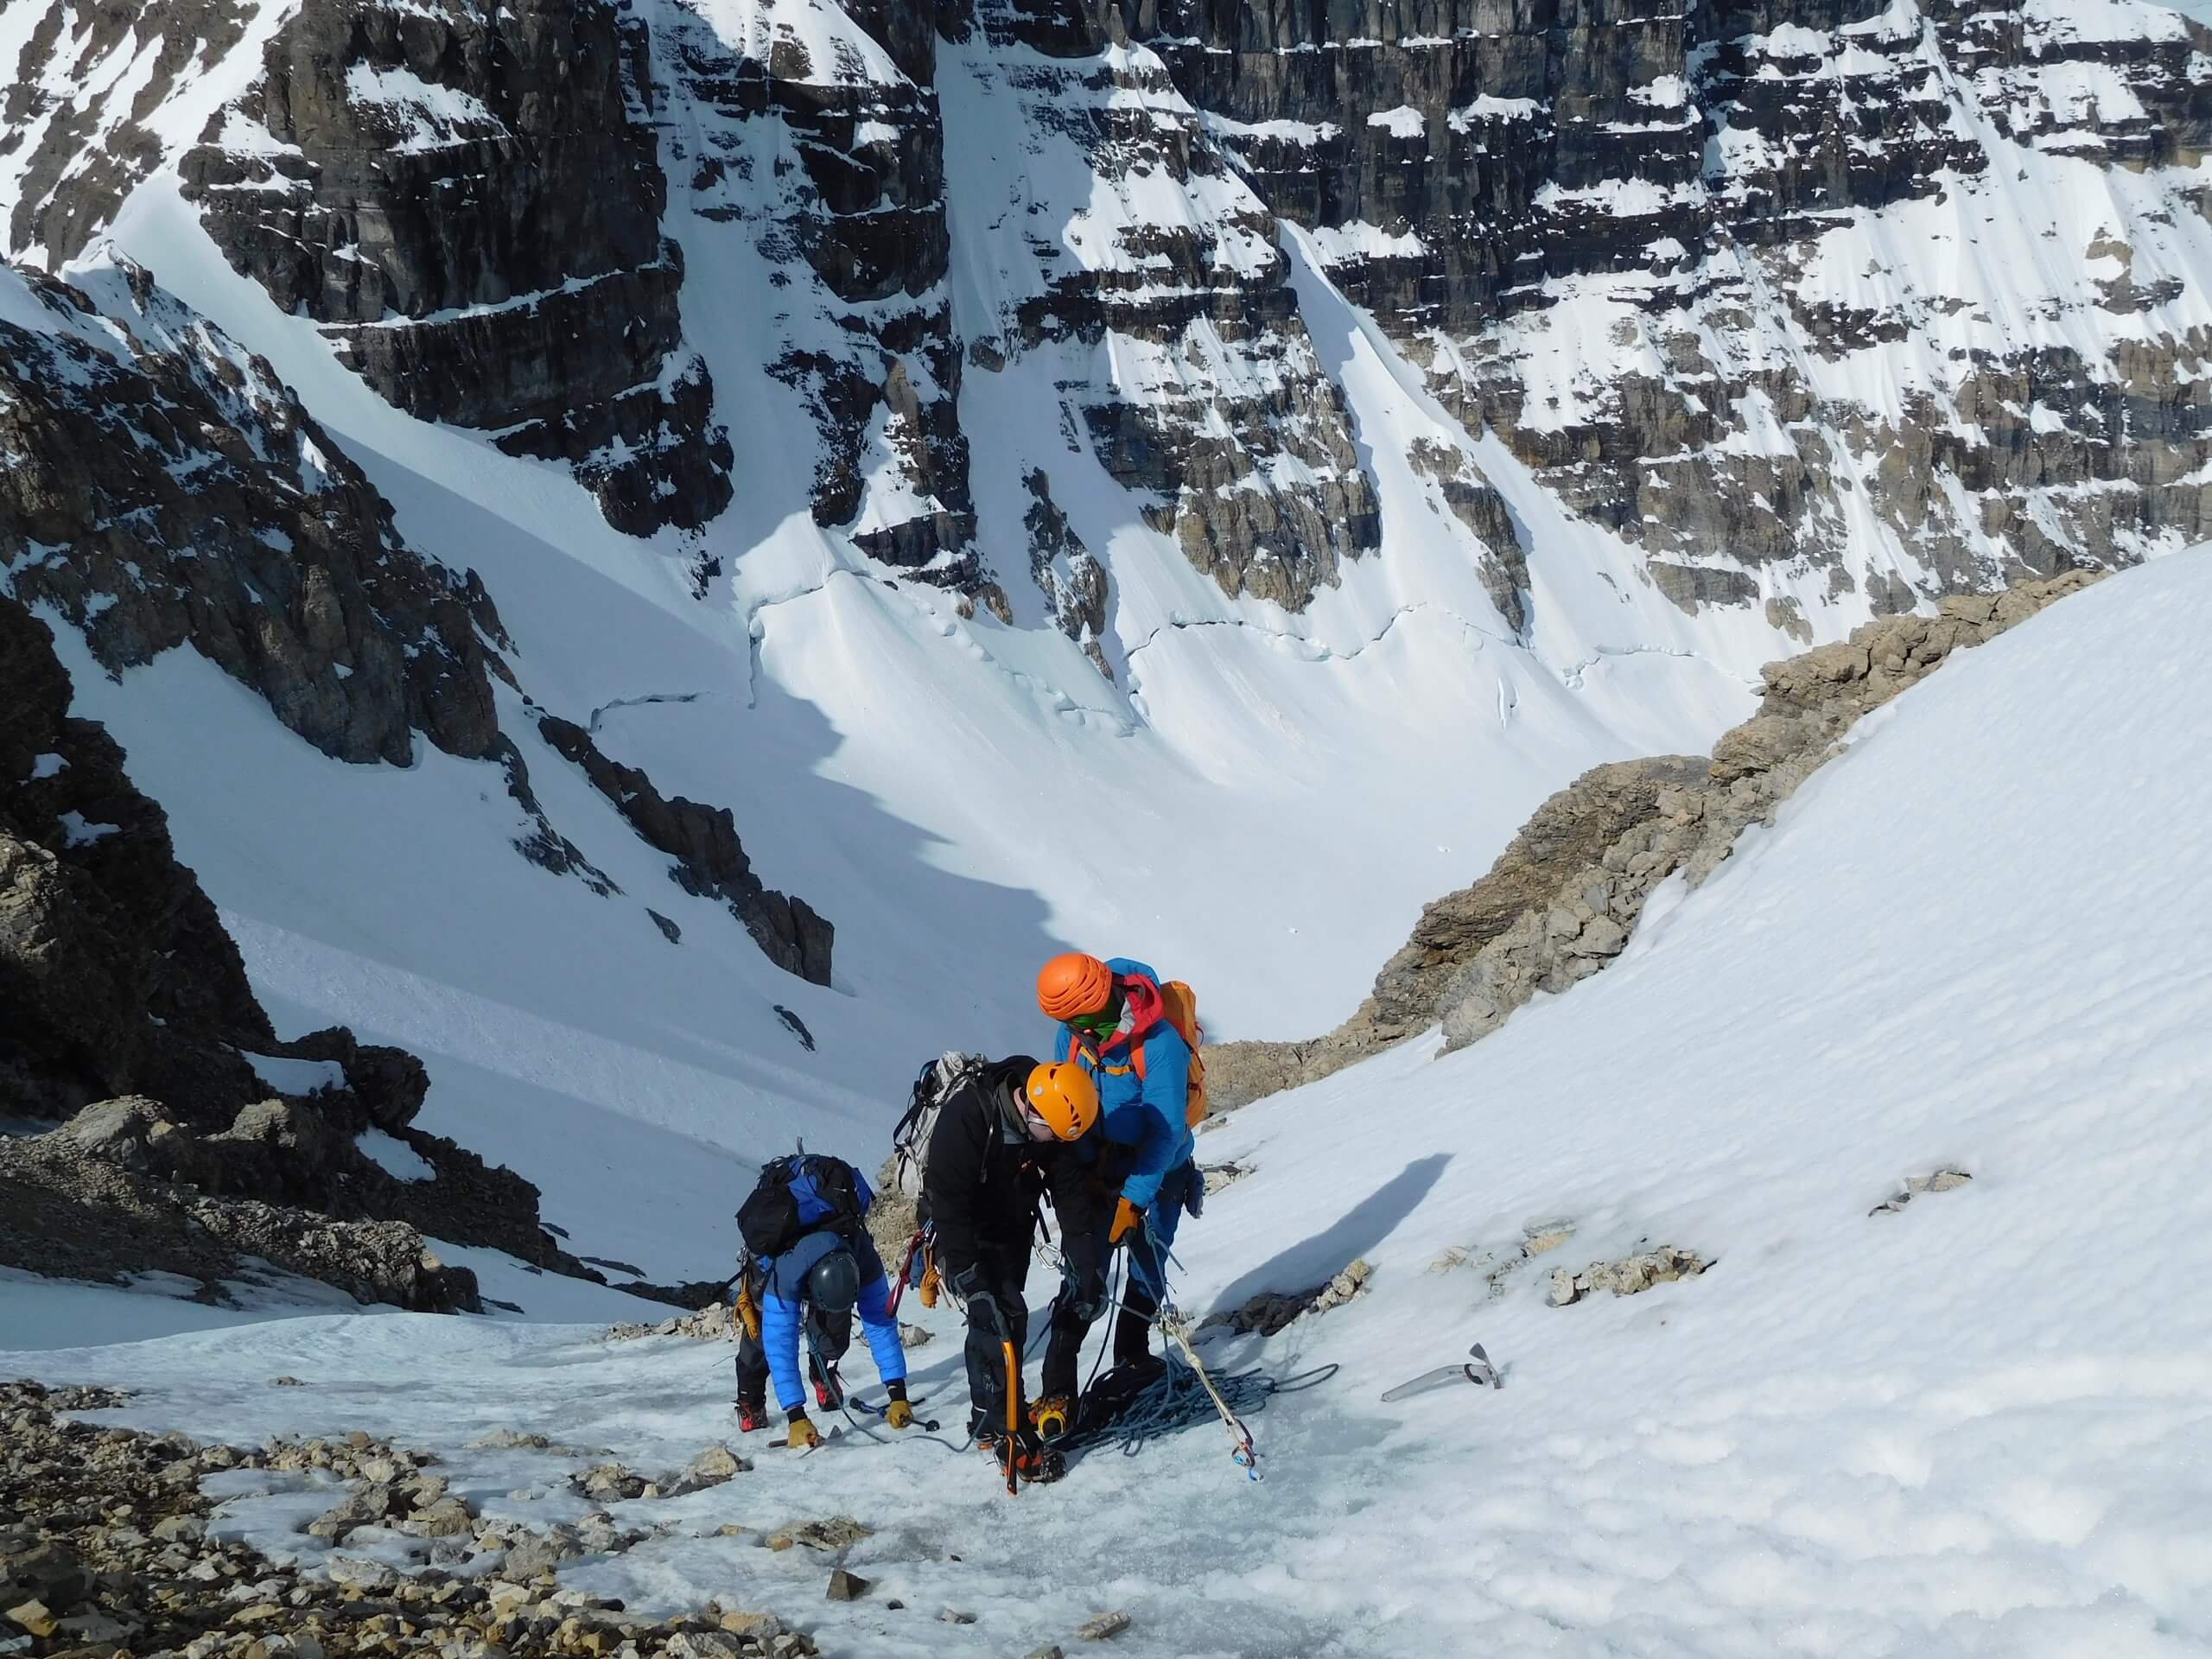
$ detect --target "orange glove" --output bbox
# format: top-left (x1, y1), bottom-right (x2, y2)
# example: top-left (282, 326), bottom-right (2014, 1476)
top-left (1109, 1197), bottom-right (1141, 1244)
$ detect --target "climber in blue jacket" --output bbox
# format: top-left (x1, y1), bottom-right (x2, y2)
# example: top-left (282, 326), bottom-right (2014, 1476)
top-left (1038, 951), bottom-right (1201, 1400)
top-left (732, 1172), bottom-right (912, 1448)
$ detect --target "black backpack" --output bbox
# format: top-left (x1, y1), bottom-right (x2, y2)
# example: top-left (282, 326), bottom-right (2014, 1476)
top-left (737, 1152), bottom-right (868, 1258)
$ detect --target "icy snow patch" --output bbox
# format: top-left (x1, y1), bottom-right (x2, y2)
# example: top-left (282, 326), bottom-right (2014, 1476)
top-left (240, 1052), bottom-right (346, 1096)
top-left (1367, 105), bottom-right (1428, 138)
top-left (57, 810), bottom-right (118, 847)
top-left (356, 1128), bottom-right (435, 1183)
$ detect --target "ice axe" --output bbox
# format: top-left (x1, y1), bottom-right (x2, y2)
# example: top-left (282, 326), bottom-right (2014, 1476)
top-left (1380, 1342), bottom-right (1502, 1403)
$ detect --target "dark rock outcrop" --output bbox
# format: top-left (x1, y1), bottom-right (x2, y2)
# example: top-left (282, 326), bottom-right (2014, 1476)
top-left (655, 0), bottom-right (982, 588)
top-left (1024, 470), bottom-right (1114, 677)
top-left (538, 716), bottom-right (834, 984)
top-left (0, 259), bottom-right (508, 768)
top-left (0, 595), bottom-right (605, 1308)
top-left (174, 0), bottom-right (732, 534)
top-left (0, 1132), bottom-right (484, 1313)
top-left (2, 596), bottom-right (276, 1124)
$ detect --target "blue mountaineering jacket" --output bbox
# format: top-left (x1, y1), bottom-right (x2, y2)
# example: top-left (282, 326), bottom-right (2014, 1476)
top-left (1052, 956), bottom-right (1195, 1211)
top-left (753, 1226), bottom-right (906, 1413)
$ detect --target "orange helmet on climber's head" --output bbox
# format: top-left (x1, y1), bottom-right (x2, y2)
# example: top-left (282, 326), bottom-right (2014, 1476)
top-left (1022, 1060), bottom-right (1100, 1141)
top-left (1036, 952), bottom-right (1114, 1023)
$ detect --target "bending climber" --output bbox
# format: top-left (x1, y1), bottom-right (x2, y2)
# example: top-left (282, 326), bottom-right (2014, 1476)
top-left (732, 1152), bottom-right (914, 1449)
top-left (919, 1054), bottom-right (1102, 1481)
top-left (1038, 952), bottom-right (1202, 1396)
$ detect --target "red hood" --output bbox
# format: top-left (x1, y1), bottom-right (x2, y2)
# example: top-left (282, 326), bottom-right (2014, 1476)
top-left (1105, 972), bottom-right (1164, 1051)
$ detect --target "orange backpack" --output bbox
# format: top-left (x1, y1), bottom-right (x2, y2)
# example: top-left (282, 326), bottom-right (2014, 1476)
top-left (1131, 980), bottom-right (1207, 1128)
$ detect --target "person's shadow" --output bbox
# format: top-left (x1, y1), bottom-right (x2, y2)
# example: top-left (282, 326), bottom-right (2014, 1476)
top-left (1205, 1154), bottom-right (1452, 1317)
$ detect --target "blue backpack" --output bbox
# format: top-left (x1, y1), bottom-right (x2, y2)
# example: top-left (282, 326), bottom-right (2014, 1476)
top-left (737, 1152), bottom-right (869, 1257)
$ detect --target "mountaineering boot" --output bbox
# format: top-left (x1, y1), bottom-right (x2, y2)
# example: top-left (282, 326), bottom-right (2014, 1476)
top-left (1112, 1296), bottom-right (1157, 1369)
top-left (807, 1353), bottom-right (843, 1411)
top-left (978, 1426), bottom-right (1065, 1485)
top-left (734, 1397), bottom-right (767, 1433)
top-left (1029, 1393), bottom-right (1074, 1444)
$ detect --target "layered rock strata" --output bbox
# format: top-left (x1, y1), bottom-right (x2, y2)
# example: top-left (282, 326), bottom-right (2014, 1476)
top-left (172, 0), bottom-right (733, 534)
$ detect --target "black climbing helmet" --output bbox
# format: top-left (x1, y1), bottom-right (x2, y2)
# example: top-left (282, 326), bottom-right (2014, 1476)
top-left (807, 1246), bottom-right (861, 1315)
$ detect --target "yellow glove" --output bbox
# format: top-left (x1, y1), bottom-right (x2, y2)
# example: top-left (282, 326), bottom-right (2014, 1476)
top-left (734, 1278), bottom-right (761, 1341)
top-left (1109, 1196), bottom-right (1141, 1244)
top-left (918, 1260), bottom-right (940, 1309)
top-left (787, 1415), bottom-right (822, 1450)
top-left (884, 1399), bottom-right (915, 1430)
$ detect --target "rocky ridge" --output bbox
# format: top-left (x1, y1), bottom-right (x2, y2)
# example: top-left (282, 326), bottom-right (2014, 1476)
top-left (1207, 569), bottom-right (2107, 1105)
top-left (0, 252), bottom-right (833, 984)
top-left (0, 592), bottom-right (695, 1313)
top-left (1149, 0), bottom-right (2212, 595)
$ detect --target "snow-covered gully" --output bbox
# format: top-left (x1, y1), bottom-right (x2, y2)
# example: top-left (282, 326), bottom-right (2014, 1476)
top-left (12, 553), bottom-right (2210, 1656)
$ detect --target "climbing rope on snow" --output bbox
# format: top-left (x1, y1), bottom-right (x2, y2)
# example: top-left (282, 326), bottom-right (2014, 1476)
top-left (1062, 1217), bottom-right (1338, 1480)
top-left (1156, 1306), bottom-right (1262, 1478)
top-left (1084, 1342), bottom-right (1337, 1475)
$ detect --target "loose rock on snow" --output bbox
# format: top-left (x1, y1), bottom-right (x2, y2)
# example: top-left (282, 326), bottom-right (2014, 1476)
top-left (1201, 1259), bottom-right (1370, 1337)
top-left (1870, 1167), bottom-right (1973, 1215)
top-left (1547, 1247), bottom-right (1712, 1307)
top-left (0, 1380), bottom-right (821, 1659)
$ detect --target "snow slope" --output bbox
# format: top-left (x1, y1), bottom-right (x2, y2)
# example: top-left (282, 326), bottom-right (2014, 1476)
top-left (16, 553), bottom-right (2208, 1655)
top-left (0, 171), bottom-right (1751, 1295)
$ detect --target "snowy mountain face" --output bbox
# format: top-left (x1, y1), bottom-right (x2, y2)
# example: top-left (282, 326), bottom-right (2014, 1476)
top-left (10, 0), bottom-right (2206, 634)
top-left (3, 0), bottom-right (2210, 1282)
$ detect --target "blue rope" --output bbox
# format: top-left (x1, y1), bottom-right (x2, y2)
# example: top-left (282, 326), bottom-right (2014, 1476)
top-left (1088, 1351), bottom-right (1337, 1460)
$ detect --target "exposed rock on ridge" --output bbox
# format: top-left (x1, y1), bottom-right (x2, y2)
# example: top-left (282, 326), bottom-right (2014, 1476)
top-left (0, 595), bottom-right (637, 1313)
top-left (538, 716), bottom-right (835, 984)
top-left (1144, 0), bottom-right (2212, 600)
top-left (0, 257), bottom-right (505, 768)
top-left (1207, 569), bottom-right (2107, 1107)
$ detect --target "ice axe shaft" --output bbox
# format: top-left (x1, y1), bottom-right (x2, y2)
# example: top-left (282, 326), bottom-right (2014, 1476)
top-left (1381, 1342), bottom-right (1501, 1402)
top-left (1001, 1338), bottom-right (1020, 1496)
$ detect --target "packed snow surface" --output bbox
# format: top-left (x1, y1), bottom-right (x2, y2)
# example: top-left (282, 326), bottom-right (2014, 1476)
top-left (15, 554), bottom-right (2210, 1655)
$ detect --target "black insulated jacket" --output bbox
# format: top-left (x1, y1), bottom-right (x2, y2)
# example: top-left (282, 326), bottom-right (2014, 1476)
top-left (921, 1056), bottom-right (1103, 1288)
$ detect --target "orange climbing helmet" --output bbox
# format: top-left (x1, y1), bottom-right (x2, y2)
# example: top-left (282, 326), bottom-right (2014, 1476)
top-left (1036, 952), bottom-right (1114, 1022)
top-left (1023, 1060), bottom-right (1100, 1141)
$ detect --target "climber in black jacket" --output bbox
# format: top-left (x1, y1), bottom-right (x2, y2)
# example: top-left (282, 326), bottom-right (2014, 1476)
top-left (921, 1053), bottom-right (1103, 1475)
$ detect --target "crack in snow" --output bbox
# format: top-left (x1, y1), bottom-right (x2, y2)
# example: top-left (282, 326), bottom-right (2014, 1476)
top-left (586, 690), bottom-right (708, 734)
